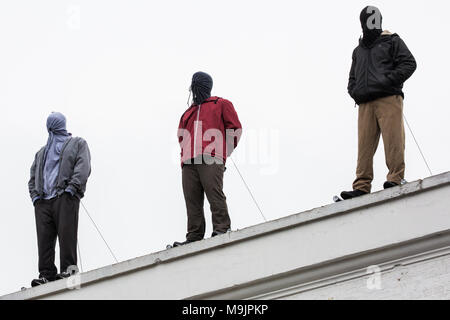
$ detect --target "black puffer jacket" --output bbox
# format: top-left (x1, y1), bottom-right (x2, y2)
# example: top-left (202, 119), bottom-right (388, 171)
top-left (348, 31), bottom-right (417, 104)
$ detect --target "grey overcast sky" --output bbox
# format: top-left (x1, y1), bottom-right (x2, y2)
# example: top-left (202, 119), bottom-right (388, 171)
top-left (0, 0), bottom-right (449, 295)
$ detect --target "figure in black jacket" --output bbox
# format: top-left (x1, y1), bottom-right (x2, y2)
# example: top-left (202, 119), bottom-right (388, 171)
top-left (341, 6), bottom-right (416, 199)
top-left (28, 112), bottom-right (91, 287)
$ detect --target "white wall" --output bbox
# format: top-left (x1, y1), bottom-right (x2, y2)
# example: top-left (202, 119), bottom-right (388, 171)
top-left (2, 173), bottom-right (449, 300)
top-left (282, 252), bottom-right (450, 300)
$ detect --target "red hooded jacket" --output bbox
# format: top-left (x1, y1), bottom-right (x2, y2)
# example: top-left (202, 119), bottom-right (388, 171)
top-left (178, 96), bottom-right (242, 166)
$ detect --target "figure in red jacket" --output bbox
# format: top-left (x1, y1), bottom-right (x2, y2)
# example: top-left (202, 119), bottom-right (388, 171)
top-left (173, 72), bottom-right (242, 247)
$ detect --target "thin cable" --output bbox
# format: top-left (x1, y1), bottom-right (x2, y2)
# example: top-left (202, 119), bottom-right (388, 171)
top-left (403, 113), bottom-right (433, 176)
top-left (77, 242), bottom-right (83, 273)
top-left (230, 156), bottom-right (267, 222)
top-left (80, 200), bottom-right (119, 263)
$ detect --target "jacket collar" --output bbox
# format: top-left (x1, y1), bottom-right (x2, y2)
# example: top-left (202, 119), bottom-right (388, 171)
top-left (192, 96), bottom-right (220, 107)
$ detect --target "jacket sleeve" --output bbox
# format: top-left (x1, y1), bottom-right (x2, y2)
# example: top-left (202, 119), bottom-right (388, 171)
top-left (347, 49), bottom-right (357, 98)
top-left (178, 107), bottom-right (194, 144)
top-left (67, 138), bottom-right (91, 194)
top-left (28, 152), bottom-right (39, 202)
top-left (222, 100), bottom-right (242, 155)
top-left (387, 36), bottom-right (417, 86)
top-left (178, 114), bottom-right (185, 145)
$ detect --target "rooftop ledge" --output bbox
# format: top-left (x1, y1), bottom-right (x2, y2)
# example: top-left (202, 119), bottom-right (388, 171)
top-left (2, 171), bottom-right (450, 300)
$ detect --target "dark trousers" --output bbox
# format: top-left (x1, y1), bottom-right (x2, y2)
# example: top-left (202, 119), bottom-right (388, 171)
top-left (182, 160), bottom-right (231, 241)
top-left (34, 193), bottom-right (79, 279)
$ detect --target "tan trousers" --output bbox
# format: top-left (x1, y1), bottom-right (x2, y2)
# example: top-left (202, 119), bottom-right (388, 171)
top-left (353, 95), bottom-right (405, 193)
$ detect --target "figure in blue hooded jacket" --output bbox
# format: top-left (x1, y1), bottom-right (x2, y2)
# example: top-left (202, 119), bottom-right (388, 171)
top-left (28, 112), bottom-right (91, 287)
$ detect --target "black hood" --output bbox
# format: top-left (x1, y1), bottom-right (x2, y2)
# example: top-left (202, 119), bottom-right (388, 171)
top-left (191, 71), bottom-right (213, 105)
top-left (360, 6), bottom-right (383, 47)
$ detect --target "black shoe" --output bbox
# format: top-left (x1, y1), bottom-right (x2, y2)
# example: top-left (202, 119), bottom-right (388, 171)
top-left (172, 239), bottom-right (197, 247)
top-left (55, 272), bottom-right (72, 280)
top-left (31, 277), bottom-right (52, 287)
top-left (340, 189), bottom-right (368, 200)
top-left (56, 265), bottom-right (79, 280)
top-left (211, 228), bottom-right (231, 237)
top-left (383, 181), bottom-right (399, 189)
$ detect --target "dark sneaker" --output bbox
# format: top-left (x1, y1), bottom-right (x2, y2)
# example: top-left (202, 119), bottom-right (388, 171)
top-left (383, 181), bottom-right (399, 189)
top-left (55, 272), bottom-right (72, 280)
top-left (340, 189), bottom-right (368, 200)
top-left (172, 239), bottom-right (197, 247)
top-left (31, 277), bottom-right (51, 287)
top-left (56, 265), bottom-right (79, 280)
top-left (211, 228), bottom-right (231, 237)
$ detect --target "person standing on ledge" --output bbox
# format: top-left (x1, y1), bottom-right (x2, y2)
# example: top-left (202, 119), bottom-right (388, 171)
top-left (28, 112), bottom-right (91, 287)
top-left (174, 71), bottom-right (242, 247)
top-left (341, 6), bottom-right (417, 200)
